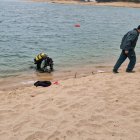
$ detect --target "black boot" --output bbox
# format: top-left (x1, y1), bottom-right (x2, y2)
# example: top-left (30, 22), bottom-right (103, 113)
top-left (113, 69), bottom-right (119, 73)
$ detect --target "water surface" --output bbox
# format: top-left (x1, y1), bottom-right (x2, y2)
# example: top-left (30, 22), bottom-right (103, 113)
top-left (0, 0), bottom-right (140, 78)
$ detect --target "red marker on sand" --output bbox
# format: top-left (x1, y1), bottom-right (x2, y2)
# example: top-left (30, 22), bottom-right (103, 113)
top-left (53, 81), bottom-right (59, 85)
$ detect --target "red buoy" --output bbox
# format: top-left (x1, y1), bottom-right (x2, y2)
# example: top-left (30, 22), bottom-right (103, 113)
top-left (74, 24), bottom-right (80, 27)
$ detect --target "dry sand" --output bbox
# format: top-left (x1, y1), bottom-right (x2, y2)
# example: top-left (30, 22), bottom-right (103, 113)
top-left (0, 67), bottom-right (140, 140)
top-left (29, 0), bottom-right (140, 8)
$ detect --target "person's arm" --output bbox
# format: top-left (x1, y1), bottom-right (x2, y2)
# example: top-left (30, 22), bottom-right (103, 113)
top-left (39, 59), bottom-right (46, 71)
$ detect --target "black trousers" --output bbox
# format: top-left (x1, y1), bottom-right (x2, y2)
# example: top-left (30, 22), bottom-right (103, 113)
top-left (113, 49), bottom-right (136, 71)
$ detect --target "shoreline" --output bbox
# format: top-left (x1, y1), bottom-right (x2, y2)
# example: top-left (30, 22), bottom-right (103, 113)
top-left (1, 55), bottom-right (140, 92)
top-left (1, 60), bottom-right (140, 92)
top-left (29, 0), bottom-right (140, 8)
top-left (0, 63), bottom-right (113, 91)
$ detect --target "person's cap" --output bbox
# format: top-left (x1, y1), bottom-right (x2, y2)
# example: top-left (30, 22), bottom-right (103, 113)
top-left (137, 25), bottom-right (140, 30)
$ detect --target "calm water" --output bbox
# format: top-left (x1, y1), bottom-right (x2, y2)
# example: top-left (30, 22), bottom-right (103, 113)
top-left (0, 0), bottom-right (140, 78)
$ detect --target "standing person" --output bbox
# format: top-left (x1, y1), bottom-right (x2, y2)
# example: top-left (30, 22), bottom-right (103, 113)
top-left (113, 25), bottom-right (140, 73)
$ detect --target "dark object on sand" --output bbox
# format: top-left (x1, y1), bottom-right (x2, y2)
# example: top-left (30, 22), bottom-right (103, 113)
top-left (34, 81), bottom-right (52, 87)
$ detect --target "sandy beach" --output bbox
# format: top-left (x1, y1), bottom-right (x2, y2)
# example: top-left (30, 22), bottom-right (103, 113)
top-left (29, 0), bottom-right (140, 8)
top-left (0, 66), bottom-right (140, 140)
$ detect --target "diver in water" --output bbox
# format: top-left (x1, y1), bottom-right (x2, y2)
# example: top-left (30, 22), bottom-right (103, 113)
top-left (34, 53), bottom-right (54, 73)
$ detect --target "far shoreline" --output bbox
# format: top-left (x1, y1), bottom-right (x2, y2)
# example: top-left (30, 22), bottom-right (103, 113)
top-left (29, 0), bottom-right (140, 8)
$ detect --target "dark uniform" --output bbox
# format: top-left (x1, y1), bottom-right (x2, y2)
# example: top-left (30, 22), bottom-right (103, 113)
top-left (34, 53), bottom-right (54, 72)
top-left (113, 28), bottom-right (139, 73)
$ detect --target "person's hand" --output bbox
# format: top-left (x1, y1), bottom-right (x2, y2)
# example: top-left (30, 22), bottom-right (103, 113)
top-left (125, 50), bottom-right (129, 54)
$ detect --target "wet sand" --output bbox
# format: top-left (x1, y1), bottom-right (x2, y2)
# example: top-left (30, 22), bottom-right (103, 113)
top-left (0, 63), bottom-right (112, 91)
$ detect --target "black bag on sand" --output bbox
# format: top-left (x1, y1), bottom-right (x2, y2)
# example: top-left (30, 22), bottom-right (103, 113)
top-left (34, 81), bottom-right (51, 87)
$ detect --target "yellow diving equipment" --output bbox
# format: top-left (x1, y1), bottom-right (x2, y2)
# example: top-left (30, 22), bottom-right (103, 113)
top-left (35, 53), bottom-right (47, 62)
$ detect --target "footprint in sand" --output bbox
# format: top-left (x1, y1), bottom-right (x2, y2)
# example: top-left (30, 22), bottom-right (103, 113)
top-left (13, 120), bottom-right (29, 132)
top-left (127, 105), bottom-right (140, 112)
top-left (39, 108), bottom-right (60, 119)
top-left (54, 98), bottom-right (68, 108)
top-left (64, 102), bottom-right (85, 111)
top-left (0, 110), bottom-right (18, 121)
top-left (0, 132), bottom-right (9, 139)
top-left (58, 120), bottom-right (69, 130)
top-left (13, 104), bottom-right (31, 110)
top-left (58, 104), bottom-right (68, 109)
top-left (103, 120), bottom-right (119, 129)
top-left (39, 98), bottom-right (54, 108)
top-left (65, 130), bottom-right (76, 139)
top-left (89, 115), bottom-right (106, 122)
top-left (41, 119), bottom-right (58, 130)
top-left (25, 131), bottom-right (47, 140)
top-left (66, 88), bottom-right (87, 96)
top-left (116, 110), bottom-right (130, 116)
top-left (47, 131), bottom-right (61, 140)
top-left (66, 90), bottom-right (81, 95)
top-left (75, 119), bottom-right (102, 129)
top-left (0, 109), bottom-right (14, 114)
top-left (134, 118), bottom-right (140, 123)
